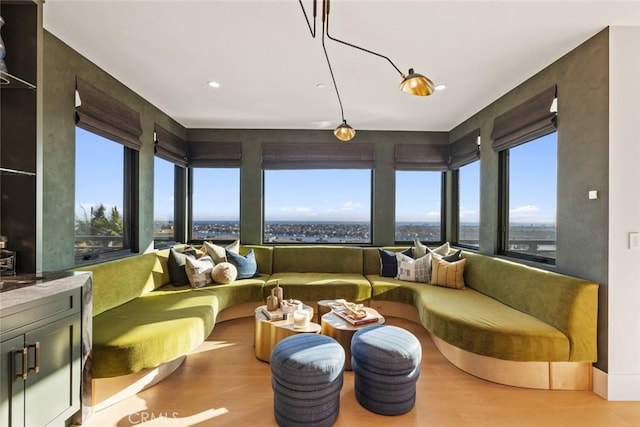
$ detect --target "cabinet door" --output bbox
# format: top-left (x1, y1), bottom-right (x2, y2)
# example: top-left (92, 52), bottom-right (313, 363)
top-left (0, 335), bottom-right (26, 427)
top-left (24, 315), bottom-right (81, 427)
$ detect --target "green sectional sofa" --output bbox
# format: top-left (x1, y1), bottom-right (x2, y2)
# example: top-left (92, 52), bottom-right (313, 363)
top-left (79, 243), bottom-right (598, 409)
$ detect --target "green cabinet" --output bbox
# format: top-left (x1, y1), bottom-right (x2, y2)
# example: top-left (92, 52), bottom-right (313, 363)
top-left (0, 288), bottom-right (82, 426)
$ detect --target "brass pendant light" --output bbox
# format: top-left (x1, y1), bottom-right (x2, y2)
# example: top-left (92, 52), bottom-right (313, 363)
top-left (334, 120), bottom-right (356, 142)
top-left (400, 68), bottom-right (435, 97)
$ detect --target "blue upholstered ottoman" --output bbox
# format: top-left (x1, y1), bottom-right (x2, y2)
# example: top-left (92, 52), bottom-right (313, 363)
top-left (271, 333), bottom-right (345, 427)
top-left (351, 325), bottom-right (422, 416)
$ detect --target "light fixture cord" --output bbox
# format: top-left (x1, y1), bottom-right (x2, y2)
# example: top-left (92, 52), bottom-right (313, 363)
top-left (322, 0), bottom-right (345, 123)
top-left (298, 0), bottom-right (317, 38)
top-left (324, 0), bottom-right (404, 77)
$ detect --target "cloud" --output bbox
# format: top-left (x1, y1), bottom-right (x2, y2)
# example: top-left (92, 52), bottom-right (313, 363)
top-left (509, 205), bottom-right (554, 223)
top-left (340, 201), bottom-right (362, 211)
top-left (279, 206), bottom-right (313, 213)
top-left (510, 205), bottom-right (540, 215)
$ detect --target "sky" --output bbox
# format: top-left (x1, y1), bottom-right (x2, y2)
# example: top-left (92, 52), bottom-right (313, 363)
top-left (76, 128), bottom-right (557, 225)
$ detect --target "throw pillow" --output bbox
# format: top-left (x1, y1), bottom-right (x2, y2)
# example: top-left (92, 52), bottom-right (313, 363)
top-left (379, 248), bottom-right (413, 277)
top-left (442, 249), bottom-right (462, 262)
top-left (396, 252), bottom-right (432, 283)
top-left (429, 242), bottom-right (451, 256)
top-left (430, 257), bottom-right (466, 289)
top-left (413, 239), bottom-right (429, 258)
top-left (226, 249), bottom-right (259, 279)
top-left (184, 255), bottom-right (215, 288)
top-left (211, 262), bottom-right (238, 284)
top-left (203, 240), bottom-right (240, 264)
top-left (168, 248), bottom-right (196, 286)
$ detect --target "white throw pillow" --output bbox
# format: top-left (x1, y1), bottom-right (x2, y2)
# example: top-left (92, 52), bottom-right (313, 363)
top-left (203, 240), bottom-right (239, 264)
top-left (211, 262), bottom-right (238, 284)
top-left (396, 252), bottom-right (432, 283)
top-left (184, 255), bottom-right (214, 288)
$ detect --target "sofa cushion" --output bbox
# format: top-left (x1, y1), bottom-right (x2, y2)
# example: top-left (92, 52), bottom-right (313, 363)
top-left (167, 248), bottom-right (195, 285)
top-left (363, 247), bottom-right (411, 276)
top-left (241, 245), bottom-right (273, 275)
top-left (396, 252), bottom-right (431, 283)
top-left (226, 249), bottom-right (259, 279)
top-left (368, 275), bottom-right (570, 362)
top-left (272, 246), bottom-right (363, 274)
top-left (265, 272), bottom-right (371, 303)
top-left (185, 255), bottom-right (215, 288)
top-left (429, 257), bottom-right (466, 289)
top-left (379, 248), bottom-right (413, 277)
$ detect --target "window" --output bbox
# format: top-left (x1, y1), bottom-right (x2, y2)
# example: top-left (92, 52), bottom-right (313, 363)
top-left (458, 161), bottom-right (480, 247)
top-left (501, 132), bottom-right (557, 261)
top-left (74, 127), bottom-right (133, 259)
top-left (395, 171), bottom-right (443, 242)
top-left (153, 156), bottom-right (175, 243)
top-left (191, 168), bottom-right (240, 241)
top-left (263, 169), bottom-right (371, 243)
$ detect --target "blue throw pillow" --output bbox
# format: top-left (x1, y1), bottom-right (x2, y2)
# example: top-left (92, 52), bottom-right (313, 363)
top-left (226, 249), bottom-right (259, 279)
top-left (379, 248), bottom-right (413, 277)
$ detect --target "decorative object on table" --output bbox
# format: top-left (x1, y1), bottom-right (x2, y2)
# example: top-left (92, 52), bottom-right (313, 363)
top-left (273, 280), bottom-right (283, 305)
top-left (334, 298), bottom-right (367, 319)
top-left (331, 305), bottom-right (380, 326)
top-left (266, 287), bottom-right (279, 311)
top-left (0, 15), bottom-right (8, 84)
top-left (293, 308), bottom-right (312, 329)
top-left (261, 306), bottom-right (283, 321)
top-left (281, 298), bottom-right (303, 314)
top-left (0, 236), bottom-right (16, 276)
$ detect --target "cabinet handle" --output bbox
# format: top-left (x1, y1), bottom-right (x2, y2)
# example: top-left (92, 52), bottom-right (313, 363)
top-left (14, 348), bottom-right (28, 380)
top-left (28, 342), bottom-right (40, 374)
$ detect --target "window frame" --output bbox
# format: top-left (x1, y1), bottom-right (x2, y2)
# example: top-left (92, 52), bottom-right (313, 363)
top-left (153, 157), bottom-right (188, 248)
top-left (452, 161), bottom-right (480, 250)
top-left (74, 128), bottom-right (139, 264)
top-left (394, 170), bottom-right (446, 245)
top-left (498, 132), bottom-right (557, 265)
top-left (261, 168), bottom-right (374, 245)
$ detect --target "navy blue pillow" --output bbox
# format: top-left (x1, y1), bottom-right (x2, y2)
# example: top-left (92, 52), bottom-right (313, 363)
top-left (379, 248), bottom-right (413, 277)
top-left (226, 249), bottom-right (259, 279)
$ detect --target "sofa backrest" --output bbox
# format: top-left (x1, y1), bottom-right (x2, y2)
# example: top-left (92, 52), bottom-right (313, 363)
top-left (272, 245), bottom-right (363, 274)
top-left (462, 251), bottom-right (599, 361)
top-left (240, 245), bottom-right (273, 275)
top-left (77, 250), bottom-right (171, 316)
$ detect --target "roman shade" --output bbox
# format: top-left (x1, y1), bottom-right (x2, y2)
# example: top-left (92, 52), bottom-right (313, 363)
top-left (187, 141), bottom-right (242, 167)
top-left (491, 85), bottom-right (557, 152)
top-left (449, 129), bottom-right (480, 169)
top-left (75, 77), bottom-right (142, 150)
top-left (394, 143), bottom-right (449, 171)
top-left (154, 124), bottom-right (188, 167)
top-left (262, 142), bottom-right (375, 169)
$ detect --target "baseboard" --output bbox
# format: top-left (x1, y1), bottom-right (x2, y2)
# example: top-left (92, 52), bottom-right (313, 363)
top-left (593, 368), bottom-right (640, 401)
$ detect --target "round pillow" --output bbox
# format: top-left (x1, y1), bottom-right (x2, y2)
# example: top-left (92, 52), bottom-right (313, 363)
top-left (211, 262), bottom-right (238, 284)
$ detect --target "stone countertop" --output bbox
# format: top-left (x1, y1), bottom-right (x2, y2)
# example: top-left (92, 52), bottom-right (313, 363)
top-left (0, 271), bottom-right (92, 311)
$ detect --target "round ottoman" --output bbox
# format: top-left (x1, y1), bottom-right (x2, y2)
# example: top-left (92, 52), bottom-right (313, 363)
top-left (351, 325), bottom-right (422, 415)
top-left (271, 333), bottom-right (345, 427)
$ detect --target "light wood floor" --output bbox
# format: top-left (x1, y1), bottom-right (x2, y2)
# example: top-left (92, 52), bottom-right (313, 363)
top-left (83, 317), bottom-right (640, 427)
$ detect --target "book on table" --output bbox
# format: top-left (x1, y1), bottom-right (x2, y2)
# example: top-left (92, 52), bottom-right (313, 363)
top-left (262, 307), bottom-right (283, 321)
top-left (331, 307), bottom-right (380, 326)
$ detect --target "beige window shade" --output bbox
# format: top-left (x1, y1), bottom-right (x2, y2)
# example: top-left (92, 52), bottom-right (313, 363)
top-left (154, 124), bottom-right (188, 167)
top-left (449, 129), bottom-right (480, 169)
top-left (75, 77), bottom-right (142, 150)
top-left (491, 85), bottom-right (557, 152)
top-left (187, 141), bottom-right (242, 167)
top-left (394, 143), bottom-right (449, 171)
top-left (262, 142), bottom-right (375, 169)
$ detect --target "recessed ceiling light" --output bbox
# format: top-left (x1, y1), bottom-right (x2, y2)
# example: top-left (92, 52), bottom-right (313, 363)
top-left (316, 83), bottom-right (326, 89)
top-left (434, 84), bottom-right (446, 91)
top-left (207, 81), bottom-right (221, 88)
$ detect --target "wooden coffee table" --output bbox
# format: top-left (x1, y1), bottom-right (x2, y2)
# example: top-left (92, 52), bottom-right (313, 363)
top-left (320, 306), bottom-right (384, 370)
top-left (254, 305), bottom-right (321, 362)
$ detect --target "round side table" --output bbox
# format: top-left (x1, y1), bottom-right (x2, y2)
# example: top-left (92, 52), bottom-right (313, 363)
top-left (320, 307), bottom-right (384, 370)
top-left (254, 305), bottom-right (321, 362)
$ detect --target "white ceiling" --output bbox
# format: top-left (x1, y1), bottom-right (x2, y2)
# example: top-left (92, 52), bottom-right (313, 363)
top-left (43, 1), bottom-right (640, 132)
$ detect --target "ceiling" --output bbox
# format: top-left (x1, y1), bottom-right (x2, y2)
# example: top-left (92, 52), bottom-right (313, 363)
top-left (43, 1), bottom-right (640, 132)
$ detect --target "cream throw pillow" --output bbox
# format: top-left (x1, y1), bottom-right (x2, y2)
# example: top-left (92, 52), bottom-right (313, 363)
top-left (203, 240), bottom-right (240, 264)
top-left (430, 256), bottom-right (466, 289)
top-left (396, 252), bottom-right (432, 283)
top-left (211, 262), bottom-right (238, 284)
top-left (184, 255), bottom-right (214, 288)
top-left (413, 240), bottom-right (450, 258)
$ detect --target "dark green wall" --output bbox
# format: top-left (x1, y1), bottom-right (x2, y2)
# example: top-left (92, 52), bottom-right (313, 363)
top-left (448, 29), bottom-right (610, 371)
top-left (42, 31), bottom-right (185, 271)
